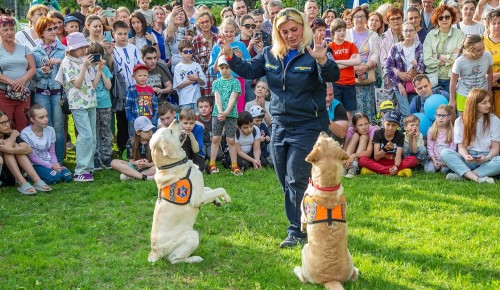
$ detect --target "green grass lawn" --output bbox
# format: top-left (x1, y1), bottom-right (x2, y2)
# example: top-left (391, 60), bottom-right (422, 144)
top-left (0, 156), bottom-right (498, 289)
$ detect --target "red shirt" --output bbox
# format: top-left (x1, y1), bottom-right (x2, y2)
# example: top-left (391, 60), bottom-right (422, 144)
top-left (136, 85), bottom-right (155, 119)
top-left (328, 41), bottom-right (358, 86)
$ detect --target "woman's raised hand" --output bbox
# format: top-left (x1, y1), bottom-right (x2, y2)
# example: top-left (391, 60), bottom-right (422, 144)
top-left (218, 35), bottom-right (233, 59)
top-left (306, 33), bottom-right (327, 65)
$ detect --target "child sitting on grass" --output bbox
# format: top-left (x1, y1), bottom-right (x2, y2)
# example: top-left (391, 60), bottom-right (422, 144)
top-left (249, 105), bottom-right (271, 166)
top-left (178, 108), bottom-right (205, 171)
top-left (157, 102), bottom-right (177, 128)
top-left (402, 114), bottom-right (427, 164)
top-left (343, 112), bottom-right (377, 178)
top-left (111, 116), bottom-right (155, 181)
top-left (235, 111), bottom-right (267, 170)
top-left (425, 104), bottom-right (456, 173)
top-left (358, 110), bottom-right (419, 177)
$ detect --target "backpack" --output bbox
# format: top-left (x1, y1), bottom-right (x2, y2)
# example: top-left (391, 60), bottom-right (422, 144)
top-left (111, 61), bottom-right (128, 113)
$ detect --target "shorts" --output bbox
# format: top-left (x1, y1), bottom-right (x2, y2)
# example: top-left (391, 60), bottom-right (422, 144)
top-left (333, 83), bottom-right (357, 111)
top-left (456, 93), bottom-right (466, 112)
top-left (212, 117), bottom-right (237, 138)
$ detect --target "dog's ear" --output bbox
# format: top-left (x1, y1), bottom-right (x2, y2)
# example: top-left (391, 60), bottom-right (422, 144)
top-left (160, 142), bottom-right (177, 157)
top-left (169, 120), bottom-right (182, 135)
top-left (306, 145), bottom-right (319, 163)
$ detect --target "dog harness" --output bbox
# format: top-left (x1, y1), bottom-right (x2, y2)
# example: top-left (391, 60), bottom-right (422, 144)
top-left (159, 167), bottom-right (193, 205)
top-left (303, 181), bottom-right (347, 226)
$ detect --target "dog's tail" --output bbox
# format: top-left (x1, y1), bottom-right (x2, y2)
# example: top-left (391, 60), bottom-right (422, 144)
top-left (324, 281), bottom-right (344, 290)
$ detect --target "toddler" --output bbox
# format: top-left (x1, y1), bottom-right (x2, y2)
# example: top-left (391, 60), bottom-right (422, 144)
top-left (402, 115), bottom-right (428, 163)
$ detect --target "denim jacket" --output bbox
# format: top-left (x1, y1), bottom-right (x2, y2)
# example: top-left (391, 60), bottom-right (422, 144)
top-left (227, 46), bottom-right (340, 126)
top-left (32, 40), bottom-right (66, 90)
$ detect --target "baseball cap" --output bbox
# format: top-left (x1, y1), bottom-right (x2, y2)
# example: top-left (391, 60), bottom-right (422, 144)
top-left (66, 32), bottom-right (89, 52)
top-left (380, 100), bottom-right (395, 112)
top-left (218, 55), bottom-right (229, 67)
top-left (249, 105), bottom-right (265, 118)
top-left (384, 110), bottom-right (401, 124)
top-left (133, 64), bottom-right (148, 73)
top-left (134, 116), bottom-right (155, 132)
top-left (64, 15), bottom-right (81, 26)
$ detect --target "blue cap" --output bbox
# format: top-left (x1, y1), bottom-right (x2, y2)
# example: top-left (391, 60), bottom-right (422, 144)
top-left (384, 110), bottom-right (401, 124)
top-left (64, 15), bottom-right (81, 26)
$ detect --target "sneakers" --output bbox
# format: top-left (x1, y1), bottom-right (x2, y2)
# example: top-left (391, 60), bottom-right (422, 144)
top-left (208, 164), bottom-right (219, 174)
top-left (102, 159), bottom-right (113, 170)
top-left (280, 235), bottom-right (306, 248)
top-left (397, 168), bottom-right (412, 177)
top-left (119, 173), bottom-right (133, 181)
top-left (345, 166), bottom-right (357, 179)
top-left (477, 177), bottom-right (495, 184)
top-left (94, 159), bottom-right (103, 171)
top-left (446, 173), bottom-right (464, 181)
top-left (231, 166), bottom-right (243, 176)
top-left (74, 172), bottom-right (94, 182)
top-left (360, 167), bottom-right (375, 175)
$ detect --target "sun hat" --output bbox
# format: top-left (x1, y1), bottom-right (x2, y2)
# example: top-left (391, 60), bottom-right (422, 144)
top-left (66, 32), bottom-right (89, 51)
top-left (384, 110), bottom-right (401, 124)
top-left (64, 15), bottom-right (81, 26)
top-left (380, 100), bottom-right (395, 113)
top-left (249, 105), bottom-right (265, 118)
top-left (133, 64), bottom-right (149, 73)
top-left (134, 116), bottom-right (155, 132)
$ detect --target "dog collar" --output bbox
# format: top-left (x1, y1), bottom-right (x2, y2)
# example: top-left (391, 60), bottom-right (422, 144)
top-left (158, 157), bottom-right (189, 170)
top-left (309, 178), bottom-right (341, 192)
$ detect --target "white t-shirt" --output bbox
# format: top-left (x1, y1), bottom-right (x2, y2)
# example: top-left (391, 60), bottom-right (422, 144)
top-left (113, 44), bottom-right (144, 89)
top-left (452, 51), bottom-right (493, 96)
top-left (454, 114), bottom-right (500, 152)
top-left (173, 61), bottom-right (206, 105)
top-left (20, 126), bottom-right (56, 165)
top-left (15, 28), bottom-right (39, 51)
top-left (401, 42), bottom-right (417, 72)
top-left (459, 22), bottom-right (485, 36)
top-left (236, 125), bottom-right (261, 154)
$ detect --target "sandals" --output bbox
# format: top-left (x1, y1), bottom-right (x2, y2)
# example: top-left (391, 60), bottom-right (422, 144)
top-left (231, 166), bottom-right (243, 176)
top-left (33, 180), bottom-right (52, 192)
top-left (17, 182), bottom-right (37, 195)
top-left (208, 164), bottom-right (219, 174)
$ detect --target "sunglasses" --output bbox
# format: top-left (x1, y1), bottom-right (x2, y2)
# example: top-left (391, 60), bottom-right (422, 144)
top-left (182, 49), bottom-right (193, 54)
top-left (438, 15), bottom-right (452, 21)
top-left (242, 24), bottom-right (256, 29)
top-left (45, 27), bottom-right (57, 32)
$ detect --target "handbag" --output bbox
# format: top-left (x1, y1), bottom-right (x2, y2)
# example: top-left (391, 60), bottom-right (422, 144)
top-left (405, 81), bottom-right (416, 93)
top-left (60, 93), bottom-right (71, 115)
top-left (355, 31), bottom-right (376, 86)
top-left (0, 62), bottom-right (30, 102)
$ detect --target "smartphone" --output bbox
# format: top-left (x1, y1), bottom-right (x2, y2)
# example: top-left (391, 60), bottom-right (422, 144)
top-left (472, 155), bottom-right (482, 159)
top-left (92, 54), bottom-right (101, 63)
top-left (253, 32), bottom-right (262, 41)
top-left (231, 47), bottom-right (241, 53)
top-left (104, 31), bottom-right (112, 42)
top-left (176, 0), bottom-right (183, 6)
top-left (41, 57), bottom-right (50, 67)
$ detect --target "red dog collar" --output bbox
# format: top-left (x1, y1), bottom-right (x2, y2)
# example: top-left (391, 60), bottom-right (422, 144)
top-left (309, 178), bottom-right (341, 192)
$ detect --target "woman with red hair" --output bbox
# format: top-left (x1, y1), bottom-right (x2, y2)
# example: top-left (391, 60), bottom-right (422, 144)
top-left (441, 89), bottom-right (500, 184)
top-left (423, 4), bottom-right (465, 94)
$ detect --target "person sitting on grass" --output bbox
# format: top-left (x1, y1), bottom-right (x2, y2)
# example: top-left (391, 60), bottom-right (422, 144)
top-left (111, 116), bottom-right (156, 181)
top-left (196, 96), bottom-right (216, 161)
top-left (157, 102), bottom-right (177, 129)
top-left (0, 110), bottom-right (52, 195)
top-left (358, 110), bottom-right (419, 177)
top-left (343, 112), bottom-right (377, 178)
top-left (441, 88), bottom-right (500, 184)
top-left (402, 114), bottom-right (428, 164)
top-left (21, 105), bottom-right (72, 185)
top-left (425, 104), bottom-right (456, 173)
top-left (249, 105), bottom-right (272, 166)
top-left (178, 108), bottom-right (205, 172)
top-left (235, 111), bottom-right (267, 171)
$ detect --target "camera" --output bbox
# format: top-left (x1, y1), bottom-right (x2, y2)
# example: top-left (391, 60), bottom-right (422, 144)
top-left (91, 54), bottom-right (101, 62)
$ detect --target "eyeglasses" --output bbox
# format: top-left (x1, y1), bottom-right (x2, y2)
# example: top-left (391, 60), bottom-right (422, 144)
top-left (435, 114), bottom-right (450, 118)
top-left (182, 49), bottom-right (193, 54)
top-left (199, 20), bottom-right (211, 25)
top-left (0, 119), bottom-right (11, 126)
top-left (242, 24), bottom-right (256, 29)
top-left (389, 16), bottom-right (402, 22)
top-left (353, 15), bottom-right (365, 20)
top-left (403, 29), bottom-right (416, 33)
top-left (45, 27), bottom-right (57, 32)
top-left (438, 15), bottom-right (452, 21)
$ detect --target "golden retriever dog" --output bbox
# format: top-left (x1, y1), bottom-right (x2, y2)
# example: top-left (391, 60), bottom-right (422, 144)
top-left (148, 121), bottom-right (231, 264)
top-left (294, 132), bottom-right (359, 290)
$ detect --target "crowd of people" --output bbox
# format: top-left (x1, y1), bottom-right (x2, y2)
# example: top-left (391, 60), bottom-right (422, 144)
top-left (0, 0), bottom-right (499, 247)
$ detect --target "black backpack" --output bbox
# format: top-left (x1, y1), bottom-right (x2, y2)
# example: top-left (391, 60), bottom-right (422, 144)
top-left (111, 61), bottom-right (129, 113)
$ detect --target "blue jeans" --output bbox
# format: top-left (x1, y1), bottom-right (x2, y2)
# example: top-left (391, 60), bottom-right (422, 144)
top-left (72, 108), bottom-right (96, 175)
top-left (441, 149), bottom-right (500, 177)
top-left (34, 93), bottom-right (65, 163)
top-left (437, 79), bottom-right (450, 95)
top-left (394, 90), bottom-right (416, 119)
top-left (271, 118), bottom-right (329, 239)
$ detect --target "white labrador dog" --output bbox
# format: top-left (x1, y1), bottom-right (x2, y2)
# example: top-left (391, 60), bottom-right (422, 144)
top-left (148, 121), bottom-right (231, 264)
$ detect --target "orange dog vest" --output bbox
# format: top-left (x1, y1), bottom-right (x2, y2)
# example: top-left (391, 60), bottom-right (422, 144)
top-left (159, 168), bottom-right (193, 205)
top-left (303, 194), bottom-right (347, 226)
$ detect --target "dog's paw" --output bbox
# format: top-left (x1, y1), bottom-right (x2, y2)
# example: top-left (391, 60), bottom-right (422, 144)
top-left (293, 266), bottom-right (306, 282)
top-left (185, 256), bottom-right (203, 263)
top-left (148, 252), bottom-right (159, 263)
top-left (351, 267), bottom-right (360, 281)
top-left (221, 193), bottom-right (231, 203)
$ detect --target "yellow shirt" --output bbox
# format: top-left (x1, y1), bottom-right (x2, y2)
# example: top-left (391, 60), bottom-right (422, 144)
top-left (485, 35), bottom-right (500, 73)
